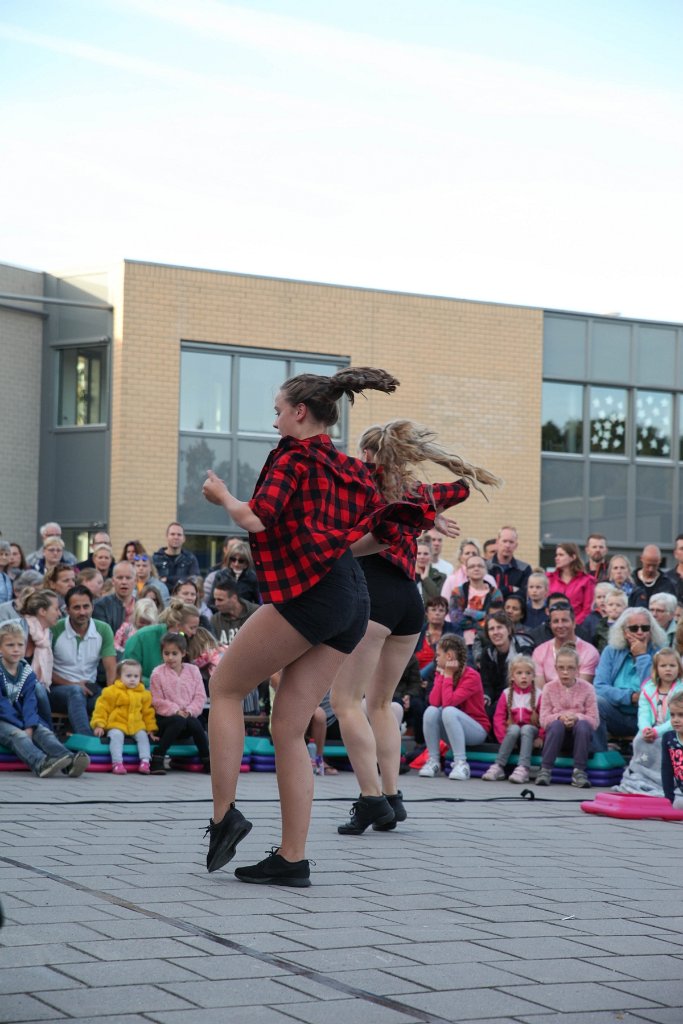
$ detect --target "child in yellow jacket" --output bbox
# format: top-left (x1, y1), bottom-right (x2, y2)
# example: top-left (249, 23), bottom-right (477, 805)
top-left (91, 659), bottom-right (158, 775)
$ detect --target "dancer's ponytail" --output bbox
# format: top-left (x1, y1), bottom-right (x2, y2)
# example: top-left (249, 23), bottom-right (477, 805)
top-left (281, 367), bottom-right (399, 427)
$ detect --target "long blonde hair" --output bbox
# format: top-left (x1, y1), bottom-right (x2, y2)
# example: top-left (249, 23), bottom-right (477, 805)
top-left (360, 419), bottom-right (502, 502)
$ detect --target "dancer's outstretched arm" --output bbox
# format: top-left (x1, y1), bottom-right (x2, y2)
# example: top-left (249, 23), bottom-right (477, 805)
top-left (202, 469), bottom-right (265, 532)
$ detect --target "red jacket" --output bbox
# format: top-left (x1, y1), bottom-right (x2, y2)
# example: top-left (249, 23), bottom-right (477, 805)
top-left (546, 571), bottom-right (596, 624)
top-left (492, 684), bottom-right (542, 743)
top-left (429, 666), bottom-right (490, 732)
top-left (377, 480), bottom-right (470, 580)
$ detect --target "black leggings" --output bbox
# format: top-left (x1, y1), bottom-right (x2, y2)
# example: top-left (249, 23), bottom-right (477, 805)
top-left (155, 714), bottom-right (209, 758)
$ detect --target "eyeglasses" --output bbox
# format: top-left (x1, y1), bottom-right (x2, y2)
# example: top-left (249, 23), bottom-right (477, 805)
top-left (229, 556), bottom-right (248, 565)
top-left (134, 555), bottom-right (149, 562)
top-left (628, 624), bottom-right (651, 633)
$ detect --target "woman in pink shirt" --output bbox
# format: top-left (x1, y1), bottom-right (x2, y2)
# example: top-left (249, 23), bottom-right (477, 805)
top-left (149, 632), bottom-right (210, 773)
top-left (546, 543), bottom-right (596, 625)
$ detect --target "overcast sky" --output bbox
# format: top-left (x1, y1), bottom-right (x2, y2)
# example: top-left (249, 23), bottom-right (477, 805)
top-left (2, 0), bottom-right (682, 320)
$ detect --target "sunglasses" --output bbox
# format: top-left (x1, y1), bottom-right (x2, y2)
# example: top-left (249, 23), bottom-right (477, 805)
top-left (628, 624), bottom-right (650, 633)
top-left (229, 556), bottom-right (248, 565)
top-left (134, 555), bottom-right (149, 562)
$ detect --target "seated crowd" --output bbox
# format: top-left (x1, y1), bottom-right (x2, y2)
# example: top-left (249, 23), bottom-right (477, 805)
top-left (2, 521), bottom-right (683, 804)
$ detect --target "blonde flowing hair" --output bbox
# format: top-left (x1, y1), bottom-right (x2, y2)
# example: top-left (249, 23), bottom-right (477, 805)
top-left (359, 419), bottom-right (502, 502)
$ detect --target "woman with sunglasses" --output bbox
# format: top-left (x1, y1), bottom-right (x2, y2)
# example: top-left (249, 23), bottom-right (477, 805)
top-left (133, 552), bottom-right (169, 605)
top-left (201, 366), bottom-right (424, 887)
top-left (208, 541), bottom-right (260, 608)
top-left (593, 606), bottom-right (667, 751)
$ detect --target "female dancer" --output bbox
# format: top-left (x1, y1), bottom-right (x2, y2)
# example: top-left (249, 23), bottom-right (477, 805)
top-left (201, 367), bottom-right (418, 886)
top-left (332, 420), bottom-right (501, 834)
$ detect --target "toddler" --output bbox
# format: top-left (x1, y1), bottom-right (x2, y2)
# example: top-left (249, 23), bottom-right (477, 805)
top-left (482, 655), bottom-right (541, 784)
top-left (91, 659), bottom-right (158, 774)
top-left (150, 632), bottom-right (210, 773)
top-left (536, 645), bottom-right (599, 788)
top-left (418, 635), bottom-right (489, 780)
top-left (617, 648), bottom-right (683, 796)
top-left (0, 621), bottom-right (89, 777)
top-left (662, 689), bottom-right (683, 807)
top-left (593, 588), bottom-right (628, 652)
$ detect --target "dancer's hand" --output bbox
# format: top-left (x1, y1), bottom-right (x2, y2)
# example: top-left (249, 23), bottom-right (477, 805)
top-left (434, 513), bottom-right (460, 538)
top-left (203, 470), bottom-right (230, 506)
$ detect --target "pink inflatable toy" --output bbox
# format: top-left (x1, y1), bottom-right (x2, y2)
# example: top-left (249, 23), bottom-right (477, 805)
top-left (581, 792), bottom-right (683, 821)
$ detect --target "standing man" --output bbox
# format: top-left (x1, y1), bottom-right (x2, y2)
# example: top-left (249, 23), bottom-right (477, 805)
top-left (425, 528), bottom-right (454, 576)
top-left (665, 534), bottom-right (683, 602)
top-left (487, 526), bottom-right (531, 599)
top-left (153, 523), bottom-right (200, 591)
top-left (93, 561), bottom-right (137, 635)
top-left (629, 545), bottom-right (676, 608)
top-left (50, 585), bottom-right (116, 734)
top-left (584, 534), bottom-right (609, 582)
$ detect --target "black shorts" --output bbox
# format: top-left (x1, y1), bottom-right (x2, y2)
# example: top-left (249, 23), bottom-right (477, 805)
top-left (358, 554), bottom-right (425, 636)
top-left (274, 550), bottom-right (371, 654)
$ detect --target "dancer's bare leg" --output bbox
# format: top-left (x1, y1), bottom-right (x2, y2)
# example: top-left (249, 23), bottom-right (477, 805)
top-left (331, 620), bottom-right (390, 797)
top-left (208, 606), bottom-right (310, 822)
top-left (271, 645), bottom-right (347, 861)
top-left (365, 632), bottom-right (419, 796)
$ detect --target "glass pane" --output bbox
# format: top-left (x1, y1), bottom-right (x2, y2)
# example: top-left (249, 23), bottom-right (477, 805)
top-left (589, 462), bottom-right (628, 541)
top-left (239, 358), bottom-right (287, 432)
top-left (236, 439), bottom-right (278, 501)
top-left (635, 465), bottom-right (673, 544)
top-left (589, 386), bottom-right (627, 456)
top-left (636, 326), bottom-right (675, 388)
top-left (178, 436), bottom-right (232, 529)
top-left (57, 346), bottom-right (107, 426)
top-left (635, 391), bottom-right (672, 459)
top-left (540, 459), bottom-right (584, 543)
top-left (180, 350), bottom-right (231, 432)
top-left (541, 382), bottom-right (583, 453)
top-left (590, 320), bottom-right (631, 383)
top-left (543, 316), bottom-right (586, 378)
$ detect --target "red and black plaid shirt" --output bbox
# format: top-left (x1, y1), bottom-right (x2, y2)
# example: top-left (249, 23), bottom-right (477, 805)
top-left (248, 435), bottom-right (423, 603)
top-left (377, 480), bottom-right (471, 580)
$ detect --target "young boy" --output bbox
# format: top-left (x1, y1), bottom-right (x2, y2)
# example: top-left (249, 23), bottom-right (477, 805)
top-left (661, 690), bottom-right (683, 807)
top-left (525, 571), bottom-right (549, 629)
top-left (536, 645), bottom-right (599, 789)
top-left (0, 621), bottom-right (90, 777)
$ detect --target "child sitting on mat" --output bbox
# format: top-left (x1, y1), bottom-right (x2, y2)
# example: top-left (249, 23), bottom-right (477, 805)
top-left (0, 620), bottom-right (90, 778)
top-left (482, 655), bottom-right (542, 784)
top-left (150, 632), bottom-right (210, 774)
top-left (91, 658), bottom-right (158, 775)
top-left (536, 645), bottom-right (599, 789)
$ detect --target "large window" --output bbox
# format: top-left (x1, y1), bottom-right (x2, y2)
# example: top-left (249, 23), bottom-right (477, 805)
top-left (178, 346), bottom-right (347, 531)
top-left (541, 311), bottom-right (683, 551)
top-left (57, 345), bottom-right (107, 426)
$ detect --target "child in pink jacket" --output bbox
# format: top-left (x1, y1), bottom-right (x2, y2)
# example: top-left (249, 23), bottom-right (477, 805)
top-left (536, 645), bottom-right (599, 789)
top-left (149, 632), bottom-right (210, 773)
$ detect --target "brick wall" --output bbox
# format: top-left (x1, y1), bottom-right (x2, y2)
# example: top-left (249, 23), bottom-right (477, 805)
top-left (109, 261), bottom-right (543, 566)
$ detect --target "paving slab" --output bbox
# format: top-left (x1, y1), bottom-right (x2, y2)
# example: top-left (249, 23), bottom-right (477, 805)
top-left (2, 771), bottom-right (683, 1023)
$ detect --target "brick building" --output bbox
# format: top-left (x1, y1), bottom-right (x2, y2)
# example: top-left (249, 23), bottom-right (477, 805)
top-left (2, 258), bottom-right (681, 570)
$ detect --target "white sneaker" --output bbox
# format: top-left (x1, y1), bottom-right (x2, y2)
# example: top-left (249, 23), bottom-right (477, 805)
top-left (448, 760), bottom-right (471, 781)
top-left (418, 759), bottom-right (441, 778)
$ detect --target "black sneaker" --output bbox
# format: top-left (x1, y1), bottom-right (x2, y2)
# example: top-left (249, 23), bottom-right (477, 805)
top-left (337, 794), bottom-right (395, 835)
top-left (235, 848), bottom-right (311, 887)
top-left (150, 755), bottom-right (167, 775)
top-left (205, 804), bottom-right (253, 873)
top-left (373, 791), bottom-right (407, 831)
top-left (67, 751), bottom-right (90, 777)
top-left (38, 754), bottom-right (73, 778)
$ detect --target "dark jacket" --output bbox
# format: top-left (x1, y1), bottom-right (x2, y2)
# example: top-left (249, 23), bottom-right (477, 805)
top-left (393, 656), bottom-right (424, 701)
top-left (416, 567), bottom-right (446, 604)
top-left (93, 594), bottom-right (130, 635)
top-left (486, 557), bottom-right (531, 599)
top-left (210, 567), bottom-right (260, 607)
top-left (152, 548), bottom-right (200, 591)
top-left (629, 572), bottom-right (677, 609)
top-left (477, 634), bottom-right (536, 709)
top-left (661, 730), bottom-right (683, 804)
top-left (0, 659), bottom-right (40, 730)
